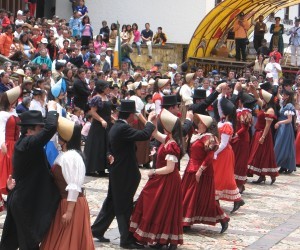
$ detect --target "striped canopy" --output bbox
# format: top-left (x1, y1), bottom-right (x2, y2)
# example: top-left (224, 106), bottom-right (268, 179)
top-left (187, 0), bottom-right (300, 58)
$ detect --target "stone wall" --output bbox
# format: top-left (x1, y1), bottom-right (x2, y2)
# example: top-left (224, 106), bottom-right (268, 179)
top-left (124, 43), bottom-right (187, 71)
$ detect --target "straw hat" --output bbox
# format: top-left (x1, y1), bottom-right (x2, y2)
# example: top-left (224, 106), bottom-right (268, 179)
top-left (185, 73), bottom-right (195, 83)
top-left (193, 114), bottom-right (213, 128)
top-left (159, 108), bottom-right (178, 133)
top-left (148, 78), bottom-right (155, 85)
top-left (14, 69), bottom-right (26, 76)
top-left (6, 86), bottom-right (22, 104)
top-left (261, 89), bottom-right (272, 103)
top-left (57, 117), bottom-right (75, 142)
top-left (23, 77), bottom-right (34, 84)
top-left (32, 25), bottom-right (41, 31)
top-left (157, 78), bottom-right (170, 89)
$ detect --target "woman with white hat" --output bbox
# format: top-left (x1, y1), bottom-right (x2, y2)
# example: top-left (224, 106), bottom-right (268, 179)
top-left (130, 109), bottom-right (184, 250)
top-left (152, 78), bottom-right (171, 114)
top-left (182, 114), bottom-right (230, 233)
top-left (248, 89), bottom-right (278, 184)
top-left (0, 86), bottom-right (22, 211)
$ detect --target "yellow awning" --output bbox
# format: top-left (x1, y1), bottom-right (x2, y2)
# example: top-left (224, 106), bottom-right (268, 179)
top-left (187, 0), bottom-right (300, 58)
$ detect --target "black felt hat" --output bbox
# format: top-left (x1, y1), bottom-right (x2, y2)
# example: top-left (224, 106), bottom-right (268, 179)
top-left (193, 89), bottom-right (207, 100)
top-left (17, 110), bottom-right (45, 126)
top-left (240, 91), bottom-right (257, 108)
top-left (117, 100), bottom-right (138, 113)
top-left (220, 97), bottom-right (236, 116)
top-left (259, 81), bottom-right (272, 91)
top-left (161, 95), bottom-right (180, 108)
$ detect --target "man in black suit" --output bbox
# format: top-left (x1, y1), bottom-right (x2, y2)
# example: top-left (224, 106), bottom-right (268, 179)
top-left (73, 68), bottom-right (91, 112)
top-left (0, 104), bottom-right (60, 250)
top-left (92, 100), bottom-right (156, 249)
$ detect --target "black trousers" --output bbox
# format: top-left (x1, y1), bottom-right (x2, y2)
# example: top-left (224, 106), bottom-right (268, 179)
top-left (81, 36), bottom-right (91, 46)
top-left (91, 182), bottom-right (134, 245)
top-left (235, 38), bottom-right (247, 61)
top-left (253, 34), bottom-right (264, 52)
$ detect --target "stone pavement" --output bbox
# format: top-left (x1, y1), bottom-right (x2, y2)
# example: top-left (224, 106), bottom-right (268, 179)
top-left (1, 154), bottom-right (300, 249)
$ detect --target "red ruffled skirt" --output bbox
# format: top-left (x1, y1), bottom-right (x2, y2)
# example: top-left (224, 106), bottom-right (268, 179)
top-left (181, 171), bottom-right (229, 226)
top-left (0, 140), bottom-right (15, 194)
top-left (213, 145), bottom-right (241, 201)
top-left (231, 138), bottom-right (250, 186)
top-left (248, 130), bottom-right (278, 177)
top-left (130, 170), bottom-right (183, 245)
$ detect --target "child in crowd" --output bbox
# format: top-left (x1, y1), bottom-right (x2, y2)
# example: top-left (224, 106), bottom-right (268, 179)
top-left (81, 113), bottom-right (92, 143)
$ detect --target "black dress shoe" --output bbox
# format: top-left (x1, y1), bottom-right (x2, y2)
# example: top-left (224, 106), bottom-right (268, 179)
top-left (120, 242), bottom-right (145, 249)
top-left (279, 168), bottom-right (287, 173)
top-left (231, 200), bottom-right (245, 214)
top-left (168, 244), bottom-right (177, 250)
top-left (149, 243), bottom-right (164, 249)
top-left (95, 236), bottom-right (110, 242)
top-left (183, 226), bottom-right (191, 232)
top-left (286, 169), bottom-right (294, 174)
top-left (220, 221), bottom-right (229, 233)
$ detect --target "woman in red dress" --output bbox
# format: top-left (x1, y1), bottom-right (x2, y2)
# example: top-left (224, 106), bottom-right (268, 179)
top-left (0, 86), bottom-right (22, 210)
top-left (41, 117), bottom-right (94, 250)
top-left (231, 92), bottom-right (256, 193)
top-left (182, 114), bottom-right (230, 233)
top-left (213, 96), bottom-right (245, 213)
top-left (130, 109), bottom-right (184, 250)
top-left (248, 89), bottom-right (278, 184)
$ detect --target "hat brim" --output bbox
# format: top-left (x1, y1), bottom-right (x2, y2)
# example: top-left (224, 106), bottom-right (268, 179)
top-left (116, 107), bottom-right (138, 113)
top-left (17, 122), bottom-right (45, 126)
top-left (161, 102), bottom-right (180, 107)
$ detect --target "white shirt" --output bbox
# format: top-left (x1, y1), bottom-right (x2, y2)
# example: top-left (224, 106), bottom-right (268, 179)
top-left (29, 99), bottom-right (46, 117)
top-left (130, 95), bottom-right (145, 114)
top-left (180, 84), bottom-right (193, 106)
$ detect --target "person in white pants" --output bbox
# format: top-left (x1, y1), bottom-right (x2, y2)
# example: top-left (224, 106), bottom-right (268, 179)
top-left (289, 18), bottom-right (300, 66)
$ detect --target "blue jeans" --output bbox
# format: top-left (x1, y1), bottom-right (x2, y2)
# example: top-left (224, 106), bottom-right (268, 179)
top-left (134, 42), bottom-right (141, 55)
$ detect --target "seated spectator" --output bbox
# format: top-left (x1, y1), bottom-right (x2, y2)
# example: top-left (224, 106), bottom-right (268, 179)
top-left (269, 46), bottom-right (282, 63)
top-left (0, 25), bottom-right (13, 57)
top-left (141, 22), bottom-right (153, 59)
top-left (99, 20), bottom-right (110, 43)
top-left (69, 11), bottom-right (83, 37)
top-left (15, 10), bottom-right (24, 26)
top-left (0, 72), bottom-right (13, 93)
top-left (153, 27), bottom-right (167, 45)
top-left (9, 38), bottom-right (23, 61)
top-left (31, 48), bottom-right (52, 70)
top-left (76, 0), bottom-right (88, 16)
top-left (98, 52), bottom-right (111, 73)
top-left (69, 47), bottom-right (84, 68)
top-left (13, 24), bottom-right (23, 39)
top-left (94, 34), bottom-right (106, 55)
top-left (19, 32), bottom-right (35, 59)
top-left (121, 34), bottom-right (134, 68)
top-left (109, 23), bottom-right (118, 45)
top-left (132, 23), bottom-right (141, 56)
top-left (257, 39), bottom-right (270, 57)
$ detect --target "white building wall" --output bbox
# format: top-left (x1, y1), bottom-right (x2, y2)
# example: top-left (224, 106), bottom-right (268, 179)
top-left (55, 1), bottom-right (300, 45)
top-left (56, 0), bottom-right (210, 44)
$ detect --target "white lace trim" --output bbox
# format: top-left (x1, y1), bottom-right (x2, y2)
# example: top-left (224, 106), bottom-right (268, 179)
top-left (183, 213), bottom-right (228, 223)
top-left (284, 110), bottom-right (295, 116)
top-left (190, 133), bottom-right (212, 144)
top-left (236, 108), bottom-right (252, 113)
top-left (248, 165), bottom-right (278, 173)
top-left (217, 121), bottom-right (232, 128)
top-left (130, 222), bottom-right (183, 241)
top-left (265, 117), bottom-right (274, 121)
top-left (215, 188), bottom-right (241, 200)
top-left (165, 154), bottom-right (178, 163)
top-left (234, 175), bottom-right (247, 181)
